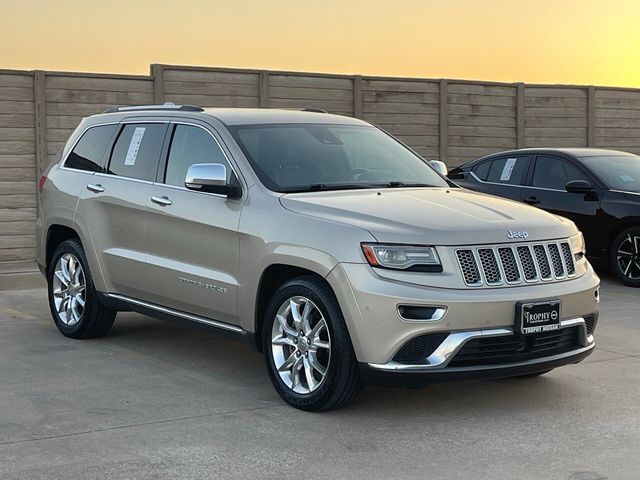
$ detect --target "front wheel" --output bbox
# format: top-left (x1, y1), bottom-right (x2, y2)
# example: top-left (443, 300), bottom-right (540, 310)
top-left (262, 276), bottom-right (362, 411)
top-left (610, 227), bottom-right (640, 287)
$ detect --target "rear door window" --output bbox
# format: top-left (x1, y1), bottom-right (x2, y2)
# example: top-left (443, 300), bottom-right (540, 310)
top-left (482, 157), bottom-right (529, 185)
top-left (532, 156), bottom-right (590, 190)
top-left (65, 124), bottom-right (118, 172)
top-left (108, 123), bottom-right (168, 181)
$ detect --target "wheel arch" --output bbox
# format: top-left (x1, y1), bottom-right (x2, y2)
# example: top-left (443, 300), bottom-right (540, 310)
top-left (607, 218), bottom-right (640, 255)
top-left (46, 223), bottom-right (82, 274)
top-left (253, 263), bottom-right (334, 353)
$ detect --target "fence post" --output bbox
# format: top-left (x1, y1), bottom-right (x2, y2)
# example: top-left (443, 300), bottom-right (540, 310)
top-left (439, 79), bottom-right (448, 164)
top-left (34, 70), bottom-right (47, 178)
top-left (587, 86), bottom-right (596, 147)
top-left (516, 82), bottom-right (525, 148)
top-left (259, 71), bottom-right (270, 108)
top-left (151, 64), bottom-right (164, 104)
top-left (353, 75), bottom-right (363, 118)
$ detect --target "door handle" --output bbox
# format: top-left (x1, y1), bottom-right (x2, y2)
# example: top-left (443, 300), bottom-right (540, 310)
top-left (151, 195), bottom-right (173, 206)
top-left (86, 184), bottom-right (104, 193)
top-left (524, 196), bottom-right (541, 205)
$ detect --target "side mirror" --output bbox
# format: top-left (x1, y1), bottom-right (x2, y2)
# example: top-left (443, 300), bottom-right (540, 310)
top-left (185, 163), bottom-right (241, 198)
top-left (430, 160), bottom-right (448, 176)
top-left (565, 179), bottom-right (594, 194)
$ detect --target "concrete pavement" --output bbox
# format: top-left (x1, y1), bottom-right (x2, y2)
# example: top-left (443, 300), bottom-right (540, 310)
top-left (0, 275), bottom-right (639, 479)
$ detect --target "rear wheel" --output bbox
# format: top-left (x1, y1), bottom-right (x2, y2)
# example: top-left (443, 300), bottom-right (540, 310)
top-left (47, 239), bottom-right (116, 338)
top-left (610, 227), bottom-right (640, 287)
top-left (262, 276), bottom-right (362, 411)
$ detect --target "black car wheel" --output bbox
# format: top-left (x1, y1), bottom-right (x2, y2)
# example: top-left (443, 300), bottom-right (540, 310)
top-left (610, 226), bottom-right (640, 287)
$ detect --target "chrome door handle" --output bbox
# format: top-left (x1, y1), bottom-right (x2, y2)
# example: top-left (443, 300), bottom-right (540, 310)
top-left (151, 195), bottom-right (172, 206)
top-left (86, 184), bottom-right (104, 193)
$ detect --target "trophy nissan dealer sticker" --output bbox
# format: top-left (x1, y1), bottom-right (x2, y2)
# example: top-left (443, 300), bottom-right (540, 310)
top-left (124, 127), bottom-right (146, 166)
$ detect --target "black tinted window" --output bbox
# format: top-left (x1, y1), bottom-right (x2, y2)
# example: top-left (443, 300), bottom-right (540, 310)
top-left (108, 123), bottom-right (168, 181)
top-left (473, 161), bottom-right (491, 180)
top-left (481, 157), bottom-right (529, 185)
top-left (65, 125), bottom-right (117, 172)
top-left (165, 125), bottom-right (232, 186)
top-left (532, 156), bottom-right (589, 190)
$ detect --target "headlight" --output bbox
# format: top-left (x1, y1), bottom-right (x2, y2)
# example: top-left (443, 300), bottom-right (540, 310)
top-left (361, 244), bottom-right (442, 272)
top-left (569, 232), bottom-right (586, 259)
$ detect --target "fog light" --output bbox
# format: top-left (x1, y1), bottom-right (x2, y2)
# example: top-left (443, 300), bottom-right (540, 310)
top-left (397, 305), bottom-right (447, 322)
top-left (594, 288), bottom-right (600, 304)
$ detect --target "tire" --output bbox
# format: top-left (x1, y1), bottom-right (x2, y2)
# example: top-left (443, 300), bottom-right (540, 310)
top-left (47, 238), bottom-right (116, 338)
top-left (262, 275), bottom-right (362, 411)
top-left (514, 370), bottom-right (552, 378)
top-left (610, 226), bottom-right (640, 287)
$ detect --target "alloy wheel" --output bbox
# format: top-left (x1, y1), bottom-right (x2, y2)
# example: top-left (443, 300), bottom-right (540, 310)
top-left (616, 234), bottom-right (640, 281)
top-left (52, 253), bottom-right (86, 326)
top-left (271, 296), bottom-right (331, 394)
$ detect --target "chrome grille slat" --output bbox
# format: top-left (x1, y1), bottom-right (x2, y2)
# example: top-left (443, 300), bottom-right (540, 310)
top-left (497, 247), bottom-right (521, 284)
top-left (547, 243), bottom-right (565, 278)
top-left (457, 239), bottom-right (577, 287)
top-left (533, 244), bottom-right (552, 280)
top-left (516, 245), bottom-right (538, 282)
top-left (477, 248), bottom-right (502, 285)
top-left (560, 242), bottom-right (576, 276)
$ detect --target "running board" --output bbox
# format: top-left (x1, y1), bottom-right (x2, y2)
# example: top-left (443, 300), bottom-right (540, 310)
top-left (105, 293), bottom-right (246, 335)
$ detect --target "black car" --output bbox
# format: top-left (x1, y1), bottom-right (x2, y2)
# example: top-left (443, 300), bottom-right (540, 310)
top-left (448, 148), bottom-right (640, 286)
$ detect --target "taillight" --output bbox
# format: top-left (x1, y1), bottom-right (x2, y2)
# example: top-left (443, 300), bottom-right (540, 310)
top-left (38, 175), bottom-right (47, 193)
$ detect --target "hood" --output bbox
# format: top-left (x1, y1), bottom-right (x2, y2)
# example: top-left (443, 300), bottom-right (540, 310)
top-left (280, 187), bottom-right (577, 245)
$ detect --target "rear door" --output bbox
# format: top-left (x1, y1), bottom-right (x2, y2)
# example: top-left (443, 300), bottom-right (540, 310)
top-left (466, 155), bottom-right (531, 201)
top-left (520, 155), bottom-right (601, 240)
top-left (75, 121), bottom-right (168, 297)
top-left (144, 121), bottom-right (244, 325)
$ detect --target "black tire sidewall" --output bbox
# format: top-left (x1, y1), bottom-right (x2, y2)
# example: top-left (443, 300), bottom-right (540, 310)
top-left (262, 277), bottom-right (357, 411)
top-left (47, 239), bottom-right (97, 337)
top-left (610, 227), bottom-right (640, 287)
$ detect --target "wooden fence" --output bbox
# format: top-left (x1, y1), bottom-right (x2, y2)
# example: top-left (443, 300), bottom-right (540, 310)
top-left (2, 63), bottom-right (640, 266)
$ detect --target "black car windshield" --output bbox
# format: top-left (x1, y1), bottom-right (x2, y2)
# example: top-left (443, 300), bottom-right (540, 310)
top-left (229, 123), bottom-right (449, 192)
top-left (580, 154), bottom-right (640, 193)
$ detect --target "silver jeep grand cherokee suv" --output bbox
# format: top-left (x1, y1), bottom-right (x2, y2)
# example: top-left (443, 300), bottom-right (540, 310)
top-left (36, 104), bottom-right (600, 411)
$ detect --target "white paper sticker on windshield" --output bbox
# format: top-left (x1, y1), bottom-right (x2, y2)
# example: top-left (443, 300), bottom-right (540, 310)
top-left (500, 158), bottom-right (517, 181)
top-left (124, 127), bottom-right (146, 166)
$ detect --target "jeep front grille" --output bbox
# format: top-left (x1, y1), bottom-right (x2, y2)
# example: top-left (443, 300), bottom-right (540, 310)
top-left (456, 240), bottom-right (576, 287)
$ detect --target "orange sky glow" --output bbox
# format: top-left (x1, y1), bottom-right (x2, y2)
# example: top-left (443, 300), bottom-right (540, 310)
top-left (1, 0), bottom-right (640, 87)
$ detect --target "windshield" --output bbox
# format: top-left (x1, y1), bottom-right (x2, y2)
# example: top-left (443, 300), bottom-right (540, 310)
top-left (580, 154), bottom-right (640, 193)
top-left (229, 123), bottom-right (449, 192)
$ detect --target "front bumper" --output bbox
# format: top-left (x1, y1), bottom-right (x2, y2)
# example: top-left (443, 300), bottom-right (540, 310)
top-left (326, 262), bottom-right (600, 366)
top-left (361, 316), bottom-right (594, 386)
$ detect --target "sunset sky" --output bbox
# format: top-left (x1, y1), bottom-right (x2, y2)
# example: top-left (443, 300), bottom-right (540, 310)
top-left (2, 0), bottom-right (640, 87)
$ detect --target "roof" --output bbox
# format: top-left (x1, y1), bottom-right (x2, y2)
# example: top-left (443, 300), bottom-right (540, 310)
top-left (201, 108), bottom-right (368, 126)
top-left (467, 148), bottom-right (637, 166)
top-left (90, 106), bottom-right (370, 127)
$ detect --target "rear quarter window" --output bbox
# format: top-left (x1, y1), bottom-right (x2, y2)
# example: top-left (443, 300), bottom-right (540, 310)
top-left (65, 124), bottom-right (118, 172)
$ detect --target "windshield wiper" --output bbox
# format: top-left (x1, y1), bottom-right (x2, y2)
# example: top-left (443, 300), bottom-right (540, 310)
top-left (285, 183), bottom-right (371, 193)
top-left (375, 181), bottom-right (438, 188)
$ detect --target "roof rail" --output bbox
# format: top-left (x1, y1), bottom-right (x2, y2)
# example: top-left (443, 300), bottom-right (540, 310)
top-left (301, 108), bottom-right (327, 114)
top-left (103, 102), bottom-right (204, 114)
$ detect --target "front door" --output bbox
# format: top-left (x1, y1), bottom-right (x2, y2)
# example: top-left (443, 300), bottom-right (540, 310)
top-left (521, 155), bottom-right (601, 250)
top-left (145, 122), bottom-right (244, 325)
